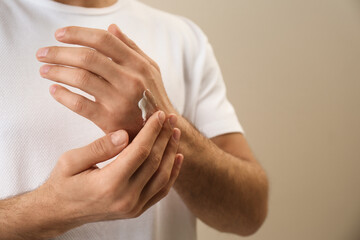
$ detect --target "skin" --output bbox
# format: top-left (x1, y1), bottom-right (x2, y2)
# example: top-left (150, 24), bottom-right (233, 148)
top-left (38, 25), bottom-right (268, 235)
top-left (53, 0), bottom-right (118, 8)
top-left (0, 112), bottom-right (184, 239)
top-left (0, 0), bottom-right (269, 238)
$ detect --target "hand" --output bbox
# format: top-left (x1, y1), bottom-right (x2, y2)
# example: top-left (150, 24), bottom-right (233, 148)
top-left (36, 111), bottom-right (183, 237)
top-left (37, 25), bottom-right (176, 139)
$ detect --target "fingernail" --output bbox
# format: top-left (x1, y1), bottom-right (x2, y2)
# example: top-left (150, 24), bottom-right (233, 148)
top-left (49, 85), bottom-right (57, 95)
top-left (37, 48), bottom-right (49, 58)
top-left (40, 65), bottom-right (51, 74)
top-left (111, 130), bottom-right (128, 146)
top-left (169, 115), bottom-right (177, 128)
top-left (55, 28), bottom-right (66, 38)
top-left (172, 128), bottom-right (181, 142)
top-left (158, 111), bottom-right (165, 125)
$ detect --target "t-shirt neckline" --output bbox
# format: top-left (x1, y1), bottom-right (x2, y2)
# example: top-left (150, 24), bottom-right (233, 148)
top-left (22, 0), bottom-right (130, 15)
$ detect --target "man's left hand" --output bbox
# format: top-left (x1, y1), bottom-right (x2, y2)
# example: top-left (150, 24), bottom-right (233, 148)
top-left (37, 25), bottom-right (175, 139)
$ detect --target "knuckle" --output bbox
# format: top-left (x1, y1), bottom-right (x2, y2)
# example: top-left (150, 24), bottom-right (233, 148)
top-left (113, 195), bottom-right (137, 215)
top-left (127, 73), bottom-right (144, 92)
top-left (128, 205), bottom-right (142, 218)
top-left (49, 66), bottom-right (59, 75)
top-left (151, 61), bottom-right (161, 72)
top-left (135, 58), bottom-right (150, 73)
top-left (159, 186), bottom-right (171, 199)
top-left (81, 48), bottom-right (97, 66)
top-left (127, 39), bottom-right (138, 50)
top-left (90, 138), bottom-right (108, 157)
top-left (97, 30), bottom-right (113, 46)
top-left (136, 145), bottom-right (151, 160)
top-left (57, 152), bottom-right (72, 173)
top-left (157, 171), bottom-right (171, 189)
top-left (162, 187), bottom-right (171, 198)
top-left (73, 96), bottom-right (85, 113)
top-left (114, 200), bottom-right (132, 215)
top-left (149, 155), bottom-right (162, 171)
top-left (49, 46), bottom-right (59, 59)
top-left (74, 70), bottom-right (91, 89)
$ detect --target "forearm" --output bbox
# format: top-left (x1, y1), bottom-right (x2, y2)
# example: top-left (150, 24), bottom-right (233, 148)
top-left (174, 116), bottom-right (268, 236)
top-left (0, 187), bottom-right (76, 240)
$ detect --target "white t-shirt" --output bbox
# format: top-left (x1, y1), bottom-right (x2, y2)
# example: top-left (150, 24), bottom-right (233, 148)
top-left (0, 0), bottom-right (244, 239)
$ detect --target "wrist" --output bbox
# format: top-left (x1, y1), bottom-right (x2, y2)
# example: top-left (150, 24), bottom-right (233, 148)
top-left (27, 187), bottom-right (69, 238)
top-left (175, 115), bottom-right (195, 155)
top-left (0, 188), bottom-right (71, 240)
top-left (25, 184), bottom-right (82, 238)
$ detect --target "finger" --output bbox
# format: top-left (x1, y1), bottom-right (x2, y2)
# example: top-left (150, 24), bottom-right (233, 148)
top-left (137, 127), bottom-right (180, 199)
top-left (108, 24), bottom-right (161, 71)
top-left (49, 84), bottom-right (100, 121)
top-left (131, 117), bottom-right (178, 190)
top-left (59, 130), bottom-right (129, 176)
top-left (139, 154), bottom-right (184, 213)
top-left (36, 46), bottom-right (120, 81)
top-left (104, 111), bottom-right (166, 179)
top-left (40, 64), bottom-right (112, 100)
top-left (54, 26), bottom-right (134, 65)
top-left (143, 89), bottom-right (159, 117)
top-left (130, 116), bottom-right (177, 189)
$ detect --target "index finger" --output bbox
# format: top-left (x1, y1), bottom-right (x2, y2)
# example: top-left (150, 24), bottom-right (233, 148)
top-left (103, 111), bottom-right (166, 179)
top-left (55, 26), bottom-right (133, 64)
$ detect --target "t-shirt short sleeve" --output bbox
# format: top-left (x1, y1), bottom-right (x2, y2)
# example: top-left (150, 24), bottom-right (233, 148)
top-left (181, 18), bottom-right (245, 139)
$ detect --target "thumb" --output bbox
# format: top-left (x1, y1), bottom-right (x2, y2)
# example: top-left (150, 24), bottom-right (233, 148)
top-left (60, 130), bottom-right (129, 176)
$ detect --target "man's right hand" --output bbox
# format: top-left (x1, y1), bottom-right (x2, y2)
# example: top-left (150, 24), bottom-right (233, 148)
top-left (0, 111), bottom-right (183, 239)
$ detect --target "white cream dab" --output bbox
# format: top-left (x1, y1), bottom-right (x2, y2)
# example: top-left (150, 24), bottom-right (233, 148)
top-left (138, 89), bottom-right (158, 123)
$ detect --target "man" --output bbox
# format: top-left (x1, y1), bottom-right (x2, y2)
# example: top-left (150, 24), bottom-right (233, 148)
top-left (0, 0), bottom-right (269, 239)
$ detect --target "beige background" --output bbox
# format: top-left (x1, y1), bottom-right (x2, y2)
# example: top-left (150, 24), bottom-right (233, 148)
top-left (141, 0), bottom-right (360, 240)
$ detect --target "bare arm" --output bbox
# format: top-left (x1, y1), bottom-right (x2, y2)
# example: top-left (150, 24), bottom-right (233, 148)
top-left (174, 117), bottom-right (269, 236)
top-left (0, 112), bottom-right (183, 239)
top-left (36, 25), bottom-right (269, 236)
top-left (0, 190), bottom-right (74, 239)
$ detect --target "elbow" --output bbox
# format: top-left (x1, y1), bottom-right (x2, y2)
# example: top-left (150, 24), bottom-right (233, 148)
top-left (236, 202), bottom-right (268, 237)
top-left (232, 172), bottom-right (269, 236)
top-left (220, 202), bottom-right (268, 237)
